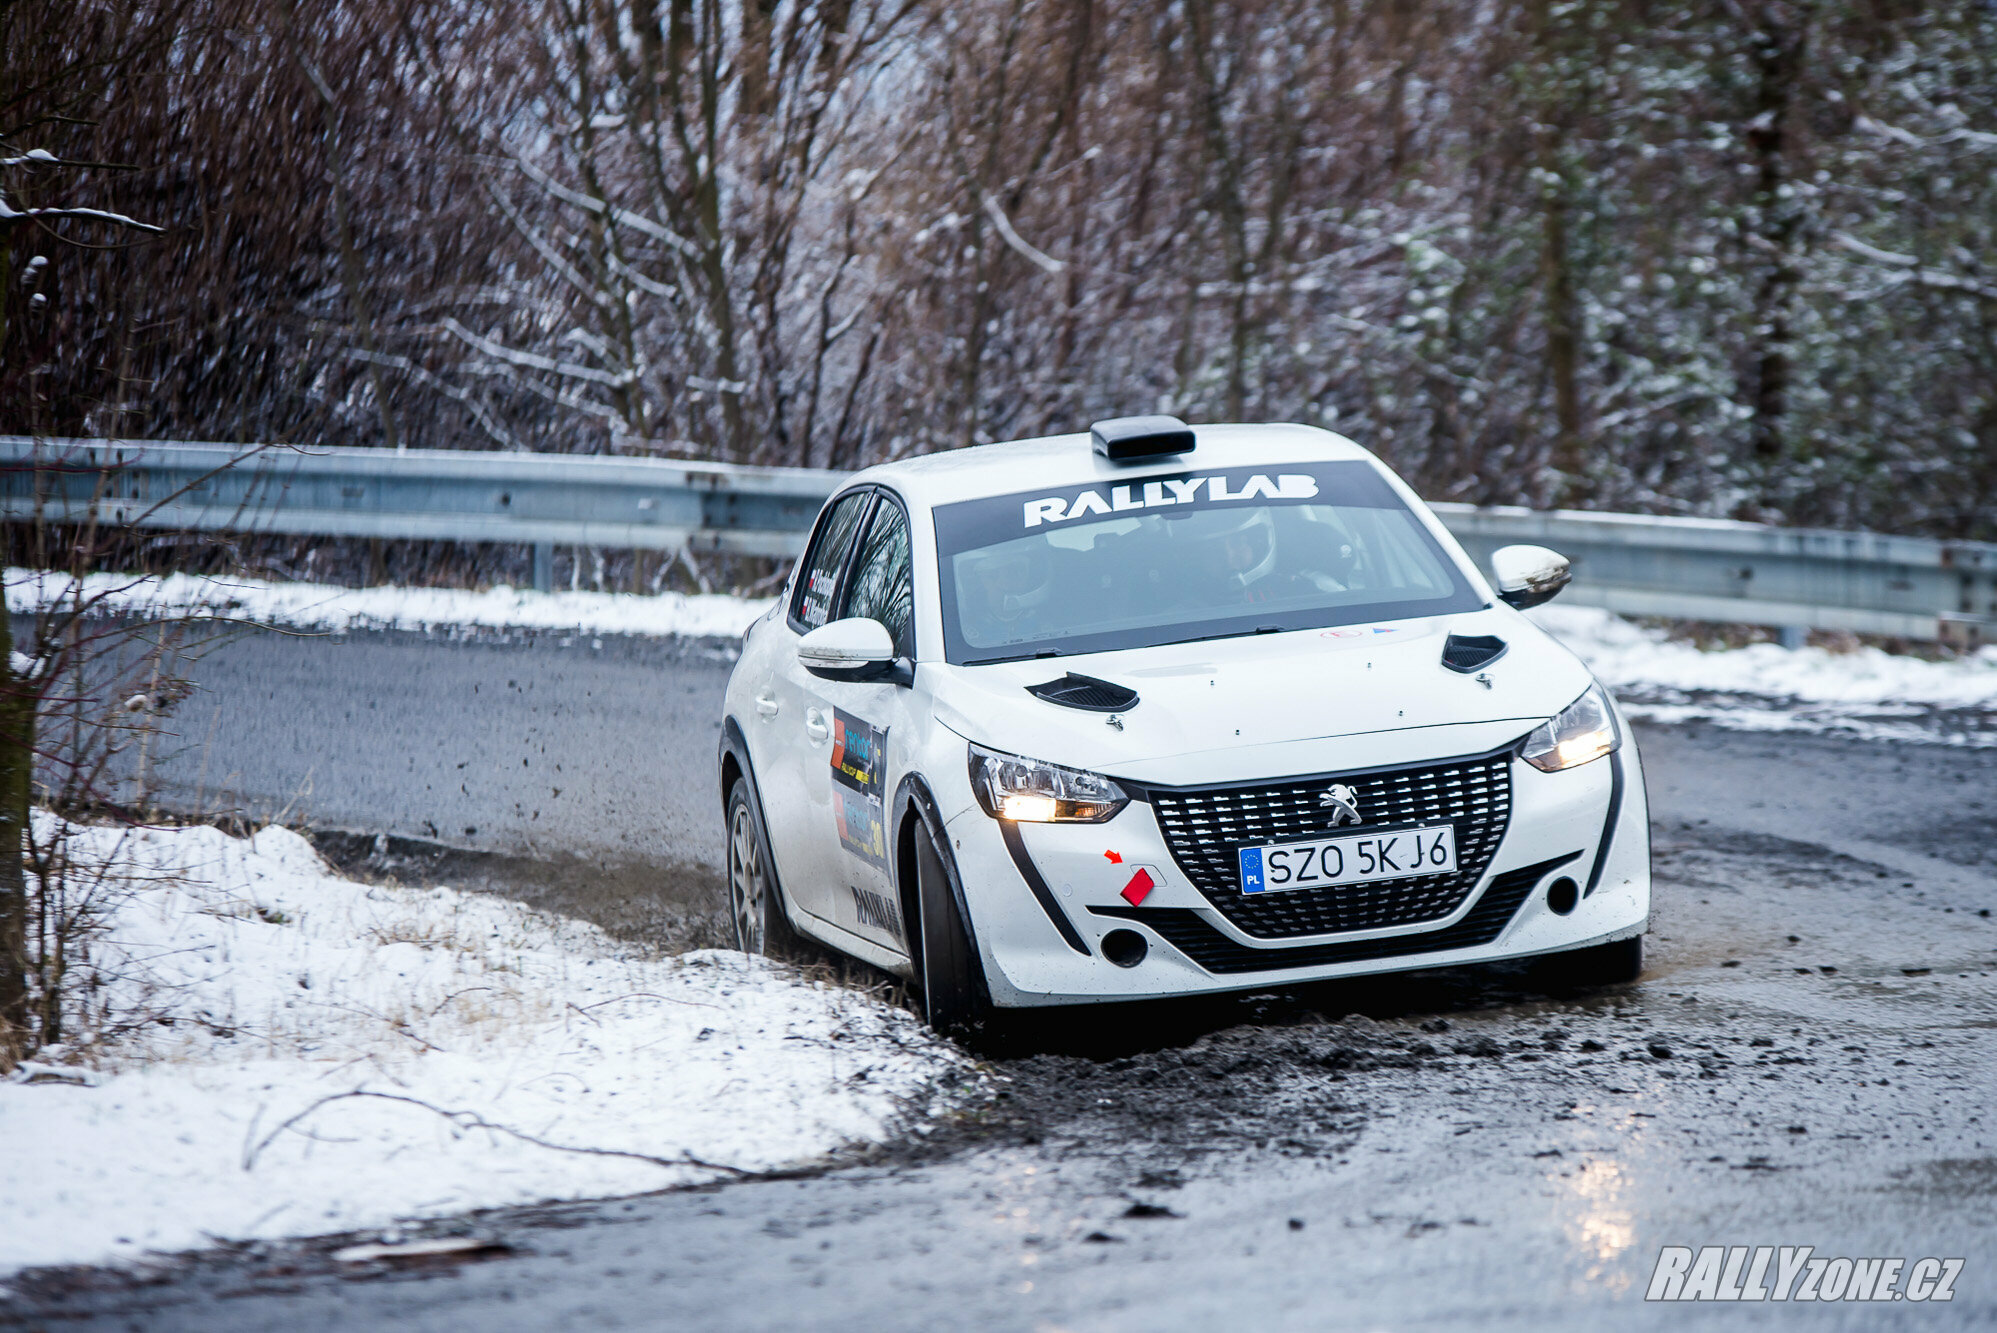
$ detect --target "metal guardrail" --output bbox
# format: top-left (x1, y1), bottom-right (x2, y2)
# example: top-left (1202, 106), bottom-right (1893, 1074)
top-left (1431, 505), bottom-right (1996, 645)
top-left (2, 436), bottom-right (1992, 644)
top-left (0, 436), bottom-right (837, 593)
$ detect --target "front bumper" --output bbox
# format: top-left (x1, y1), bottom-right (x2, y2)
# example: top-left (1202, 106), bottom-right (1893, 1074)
top-left (942, 741), bottom-right (1650, 1008)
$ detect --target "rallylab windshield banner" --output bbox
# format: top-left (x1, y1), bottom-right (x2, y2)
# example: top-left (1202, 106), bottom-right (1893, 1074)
top-left (932, 460), bottom-right (1404, 555)
top-left (1021, 472), bottom-right (1322, 528)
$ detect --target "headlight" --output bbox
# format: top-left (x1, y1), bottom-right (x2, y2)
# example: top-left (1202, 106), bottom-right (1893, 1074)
top-left (968, 742), bottom-right (1129, 823)
top-left (1520, 682), bottom-right (1621, 772)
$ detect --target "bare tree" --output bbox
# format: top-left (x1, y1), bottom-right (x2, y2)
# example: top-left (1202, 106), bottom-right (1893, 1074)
top-left (0, 0), bottom-right (194, 1063)
top-left (390, 0), bottom-right (922, 464)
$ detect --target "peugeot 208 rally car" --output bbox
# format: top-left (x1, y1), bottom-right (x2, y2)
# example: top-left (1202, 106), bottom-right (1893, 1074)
top-left (718, 418), bottom-right (1649, 1033)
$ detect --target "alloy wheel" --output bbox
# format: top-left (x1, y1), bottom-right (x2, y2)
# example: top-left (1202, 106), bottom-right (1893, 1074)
top-left (728, 802), bottom-right (766, 954)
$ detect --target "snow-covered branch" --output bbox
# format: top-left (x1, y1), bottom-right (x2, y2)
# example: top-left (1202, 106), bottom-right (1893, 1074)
top-left (1832, 232), bottom-right (1997, 304)
top-left (979, 192), bottom-right (1065, 275)
top-left (0, 193), bottom-right (162, 233)
top-left (438, 317), bottom-right (635, 388)
top-left (1854, 114), bottom-right (1997, 153)
top-left (509, 152), bottom-right (700, 259)
top-left (345, 348), bottom-right (524, 450)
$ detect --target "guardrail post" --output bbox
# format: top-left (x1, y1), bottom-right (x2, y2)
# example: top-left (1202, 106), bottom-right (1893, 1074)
top-left (532, 542), bottom-right (553, 593)
top-left (1777, 625), bottom-right (1806, 650)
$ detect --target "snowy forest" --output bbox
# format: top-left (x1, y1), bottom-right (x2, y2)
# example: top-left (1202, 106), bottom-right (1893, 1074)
top-left (2, 0), bottom-right (1995, 538)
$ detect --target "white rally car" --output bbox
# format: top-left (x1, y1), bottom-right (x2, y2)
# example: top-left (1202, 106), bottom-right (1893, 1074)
top-left (718, 418), bottom-right (1649, 1033)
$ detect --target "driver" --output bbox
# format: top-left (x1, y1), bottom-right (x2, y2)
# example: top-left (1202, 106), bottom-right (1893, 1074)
top-left (1174, 507), bottom-right (1366, 604)
top-left (1171, 508), bottom-right (1286, 603)
top-left (965, 544), bottom-right (1054, 641)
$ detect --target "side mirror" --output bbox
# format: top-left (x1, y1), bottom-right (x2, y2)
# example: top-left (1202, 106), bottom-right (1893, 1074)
top-left (1490, 544), bottom-right (1572, 610)
top-left (798, 617), bottom-right (898, 682)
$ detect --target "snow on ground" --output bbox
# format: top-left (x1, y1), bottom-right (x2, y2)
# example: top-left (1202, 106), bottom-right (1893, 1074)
top-left (1532, 604), bottom-right (1997, 745)
top-left (0, 820), bottom-right (972, 1275)
top-left (5, 568), bottom-right (777, 641)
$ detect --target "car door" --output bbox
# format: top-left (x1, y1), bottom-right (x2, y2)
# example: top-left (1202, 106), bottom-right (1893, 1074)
top-left (790, 493), bottom-right (921, 954)
top-left (752, 488), bottom-right (874, 923)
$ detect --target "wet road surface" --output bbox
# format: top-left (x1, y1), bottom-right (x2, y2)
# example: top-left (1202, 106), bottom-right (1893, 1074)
top-left (16, 626), bottom-right (1997, 1328)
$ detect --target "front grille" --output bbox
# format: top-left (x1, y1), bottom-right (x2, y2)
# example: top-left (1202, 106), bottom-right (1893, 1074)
top-left (1143, 749), bottom-right (1513, 938)
top-left (1090, 852), bottom-right (1578, 974)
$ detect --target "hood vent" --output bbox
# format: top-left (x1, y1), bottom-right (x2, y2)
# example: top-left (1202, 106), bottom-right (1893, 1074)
top-left (1440, 634), bottom-right (1508, 674)
top-left (1027, 673), bottom-right (1140, 712)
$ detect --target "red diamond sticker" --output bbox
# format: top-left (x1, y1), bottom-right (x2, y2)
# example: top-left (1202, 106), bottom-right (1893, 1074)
top-left (1120, 868), bottom-right (1155, 907)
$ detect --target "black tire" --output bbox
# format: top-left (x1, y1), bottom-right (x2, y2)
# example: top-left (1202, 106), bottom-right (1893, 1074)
top-left (726, 778), bottom-right (801, 958)
top-left (914, 819), bottom-right (992, 1037)
top-left (1537, 935), bottom-right (1643, 988)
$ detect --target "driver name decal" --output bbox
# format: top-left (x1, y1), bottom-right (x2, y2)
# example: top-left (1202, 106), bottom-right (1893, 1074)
top-left (1023, 472), bottom-right (1319, 528)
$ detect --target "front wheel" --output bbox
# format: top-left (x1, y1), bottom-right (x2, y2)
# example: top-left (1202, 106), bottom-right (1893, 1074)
top-left (1535, 934), bottom-right (1643, 988)
top-left (914, 819), bottom-right (992, 1037)
top-left (727, 779), bottom-right (800, 958)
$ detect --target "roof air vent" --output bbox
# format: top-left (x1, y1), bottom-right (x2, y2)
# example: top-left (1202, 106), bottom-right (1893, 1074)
top-left (1026, 673), bottom-right (1140, 712)
top-left (1440, 634), bottom-right (1508, 674)
top-left (1090, 415), bottom-right (1195, 462)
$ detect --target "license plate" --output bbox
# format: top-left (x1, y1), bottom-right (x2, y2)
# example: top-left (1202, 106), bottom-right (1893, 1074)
top-left (1237, 824), bottom-right (1457, 895)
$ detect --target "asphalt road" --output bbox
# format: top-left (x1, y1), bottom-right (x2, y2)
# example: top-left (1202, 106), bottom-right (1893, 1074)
top-left (137, 624), bottom-right (738, 869)
top-left (16, 625), bottom-right (1997, 1329)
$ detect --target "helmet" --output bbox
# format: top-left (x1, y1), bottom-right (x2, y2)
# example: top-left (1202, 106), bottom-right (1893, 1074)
top-left (1168, 507), bottom-right (1279, 591)
top-left (966, 544), bottom-right (1053, 621)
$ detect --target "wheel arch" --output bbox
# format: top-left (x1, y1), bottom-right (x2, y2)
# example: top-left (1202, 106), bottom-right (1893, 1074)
top-left (719, 717), bottom-right (799, 932)
top-left (718, 716), bottom-right (755, 818)
top-left (891, 774), bottom-right (978, 976)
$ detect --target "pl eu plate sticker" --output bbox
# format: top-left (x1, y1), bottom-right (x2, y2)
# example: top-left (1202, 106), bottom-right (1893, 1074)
top-left (831, 710), bottom-right (889, 870)
top-left (1239, 846), bottom-right (1267, 895)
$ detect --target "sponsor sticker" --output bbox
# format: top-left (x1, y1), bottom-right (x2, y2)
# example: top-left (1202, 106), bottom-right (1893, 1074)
top-left (831, 709), bottom-right (885, 798)
top-left (848, 883), bottom-right (904, 940)
top-left (1645, 1248), bottom-right (1962, 1302)
top-left (830, 709), bottom-right (889, 869)
top-left (834, 784), bottom-right (889, 871)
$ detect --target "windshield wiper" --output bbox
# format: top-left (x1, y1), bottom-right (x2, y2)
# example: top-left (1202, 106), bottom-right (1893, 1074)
top-left (961, 648), bottom-right (1063, 666)
top-left (1152, 627), bottom-right (1268, 648)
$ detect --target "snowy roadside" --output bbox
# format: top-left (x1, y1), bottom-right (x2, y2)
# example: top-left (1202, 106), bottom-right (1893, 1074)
top-left (0, 820), bottom-right (974, 1276)
top-left (1531, 604), bottom-right (1997, 746)
top-left (4, 568), bottom-right (778, 641)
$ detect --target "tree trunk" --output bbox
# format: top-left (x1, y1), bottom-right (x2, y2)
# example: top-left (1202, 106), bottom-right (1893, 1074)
top-left (1540, 159), bottom-right (1583, 484)
top-left (1746, 5), bottom-right (1806, 468)
top-left (0, 582), bottom-right (35, 1068)
top-left (1530, 0), bottom-right (1584, 495)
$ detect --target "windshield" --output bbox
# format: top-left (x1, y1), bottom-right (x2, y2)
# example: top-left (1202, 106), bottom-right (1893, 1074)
top-left (934, 461), bottom-right (1482, 665)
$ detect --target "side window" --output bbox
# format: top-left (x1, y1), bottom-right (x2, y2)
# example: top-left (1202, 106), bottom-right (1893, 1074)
top-left (790, 492), bottom-right (873, 630)
top-left (840, 500), bottom-right (915, 660)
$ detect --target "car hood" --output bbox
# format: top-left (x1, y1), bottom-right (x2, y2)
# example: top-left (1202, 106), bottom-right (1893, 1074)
top-left (926, 606), bottom-right (1591, 783)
